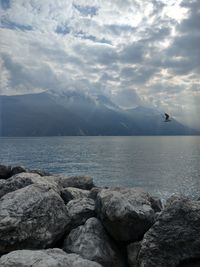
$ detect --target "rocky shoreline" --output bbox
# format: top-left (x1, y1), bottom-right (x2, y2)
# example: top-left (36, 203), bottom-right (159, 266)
top-left (0, 164), bottom-right (200, 267)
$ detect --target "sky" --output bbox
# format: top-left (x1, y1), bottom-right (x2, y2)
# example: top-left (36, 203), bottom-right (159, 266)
top-left (0, 0), bottom-right (200, 129)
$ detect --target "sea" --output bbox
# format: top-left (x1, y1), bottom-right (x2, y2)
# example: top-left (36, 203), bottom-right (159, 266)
top-left (0, 136), bottom-right (200, 200)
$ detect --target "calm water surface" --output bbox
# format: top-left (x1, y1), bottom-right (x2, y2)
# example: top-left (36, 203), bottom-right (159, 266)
top-left (0, 136), bottom-right (200, 199)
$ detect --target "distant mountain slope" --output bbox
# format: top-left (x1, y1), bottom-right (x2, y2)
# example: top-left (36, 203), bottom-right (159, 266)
top-left (0, 92), bottom-right (198, 136)
top-left (0, 92), bottom-right (90, 136)
top-left (124, 106), bottom-right (197, 135)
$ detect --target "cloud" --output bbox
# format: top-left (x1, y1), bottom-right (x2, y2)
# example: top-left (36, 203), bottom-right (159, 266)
top-left (0, 0), bottom-right (199, 129)
top-left (1, 0), bottom-right (11, 10)
top-left (73, 4), bottom-right (98, 17)
top-left (110, 88), bottom-right (143, 108)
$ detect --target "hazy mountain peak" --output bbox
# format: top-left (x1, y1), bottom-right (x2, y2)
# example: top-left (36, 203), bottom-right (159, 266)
top-left (0, 92), bottom-right (198, 136)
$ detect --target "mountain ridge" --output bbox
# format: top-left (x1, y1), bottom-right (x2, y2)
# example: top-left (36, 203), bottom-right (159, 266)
top-left (0, 92), bottom-right (199, 136)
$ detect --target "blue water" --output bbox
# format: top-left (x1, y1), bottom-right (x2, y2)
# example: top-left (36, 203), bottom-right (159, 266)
top-left (0, 136), bottom-right (200, 199)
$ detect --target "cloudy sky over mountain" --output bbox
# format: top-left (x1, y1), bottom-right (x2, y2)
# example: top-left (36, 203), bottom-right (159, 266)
top-left (0, 0), bottom-right (200, 129)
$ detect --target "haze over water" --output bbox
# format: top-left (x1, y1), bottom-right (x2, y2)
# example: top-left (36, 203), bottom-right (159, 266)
top-left (1, 136), bottom-right (200, 200)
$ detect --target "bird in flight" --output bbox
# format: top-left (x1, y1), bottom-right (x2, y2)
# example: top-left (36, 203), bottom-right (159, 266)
top-left (164, 113), bottom-right (171, 122)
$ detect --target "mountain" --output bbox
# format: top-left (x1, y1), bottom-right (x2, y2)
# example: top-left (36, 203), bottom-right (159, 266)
top-left (0, 91), bottom-right (198, 136)
top-left (124, 106), bottom-right (197, 135)
top-left (0, 92), bottom-right (89, 136)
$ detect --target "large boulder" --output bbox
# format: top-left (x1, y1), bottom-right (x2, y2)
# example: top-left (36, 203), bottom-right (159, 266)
top-left (0, 165), bottom-right (27, 180)
top-left (63, 217), bottom-right (126, 267)
top-left (0, 184), bottom-right (69, 254)
top-left (96, 187), bottom-right (160, 242)
top-left (0, 164), bottom-right (51, 180)
top-left (138, 198), bottom-right (200, 266)
top-left (61, 187), bottom-right (90, 204)
top-left (0, 165), bottom-right (11, 179)
top-left (178, 260), bottom-right (200, 267)
top-left (56, 175), bottom-right (94, 190)
top-left (29, 169), bottom-right (50, 176)
top-left (66, 197), bottom-right (96, 231)
top-left (0, 172), bottom-right (60, 198)
top-left (0, 179), bottom-right (6, 187)
top-left (0, 248), bottom-right (102, 267)
top-left (127, 242), bottom-right (141, 267)
top-left (10, 166), bottom-right (26, 176)
top-left (89, 187), bottom-right (104, 200)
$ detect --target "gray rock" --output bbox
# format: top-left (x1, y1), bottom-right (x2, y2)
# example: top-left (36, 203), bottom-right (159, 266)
top-left (178, 260), bottom-right (200, 267)
top-left (165, 194), bottom-right (190, 207)
top-left (61, 187), bottom-right (90, 204)
top-left (11, 166), bottom-right (26, 176)
top-left (29, 169), bottom-right (50, 176)
top-left (96, 187), bottom-right (159, 242)
top-left (127, 242), bottom-right (141, 267)
top-left (138, 198), bottom-right (200, 266)
top-left (56, 175), bottom-right (94, 190)
top-left (0, 172), bottom-right (60, 198)
top-left (0, 248), bottom-right (102, 267)
top-left (0, 179), bottom-right (6, 187)
top-left (63, 217), bottom-right (126, 267)
top-left (0, 165), bottom-right (51, 180)
top-left (66, 197), bottom-right (96, 230)
top-left (149, 196), bottom-right (163, 212)
top-left (0, 184), bottom-right (69, 253)
top-left (89, 187), bottom-right (103, 200)
top-left (0, 165), bottom-right (11, 179)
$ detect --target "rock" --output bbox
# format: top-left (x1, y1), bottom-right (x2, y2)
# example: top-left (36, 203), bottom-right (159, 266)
top-left (89, 187), bottom-right (103, 200)
top-left (66, 197), bottom-right (96, 230)
top-left (0, 248), bottom-right (102, 267)
top-left (178, 260), bottom-right (200, 267)
top-left (10, 166), bottom-right (26, 176)
top-left (0, 164), bottom-right (51, 179)
top-left (127, 242), bottom-right (141, 267)
top-left (61, 187), bottom-right (90, 204)
top-left (149, 196), bottom-right (163, 212)
top-left (0, 165), bottom-right (27, 179)
top-left (0, 172), bottom-right (60, 198)
top-left (165, 194), bottom-right (190, 207)
top-left (0, 165), bottom-right (11, 179)
top-left (0, 184), bottom-right (69, 253)
top-left (56, 175), bottom-right (94, 190)
top-left (63, 217), bottom-right (126, 267)
top-left (29, 169), bottom-right (50, 176)
top-left (138, 198), bottom-right (200, 266)
top-left (96, 187), bottom-right (159, 242)
top-left (0, 179), bottom-right (6, 187)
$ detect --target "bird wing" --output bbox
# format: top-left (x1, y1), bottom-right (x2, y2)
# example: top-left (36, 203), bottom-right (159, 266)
top-left (165, 113), bottom-right (169, 120)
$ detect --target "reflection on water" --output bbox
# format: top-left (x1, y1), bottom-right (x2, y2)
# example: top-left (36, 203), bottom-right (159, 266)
top-left (0, 136), bottom-right (200, 199)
